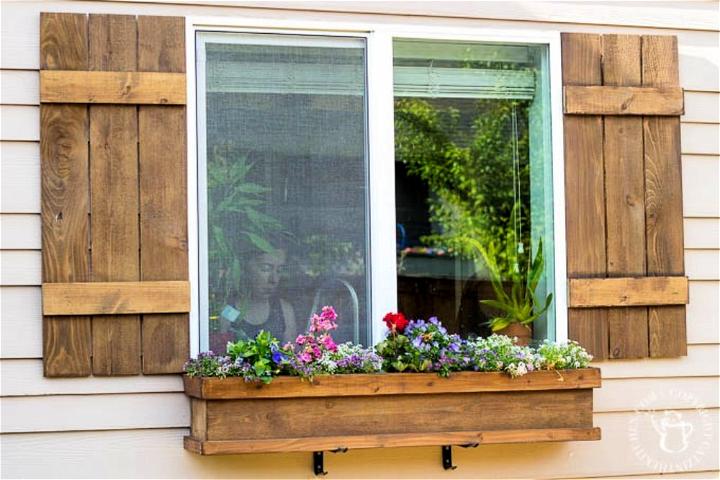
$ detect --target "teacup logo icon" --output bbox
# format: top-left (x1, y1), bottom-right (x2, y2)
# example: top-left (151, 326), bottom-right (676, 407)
top-left (628, 389), bottom-right (713, 474)
top-left (650, 410), bottom-right (694, 453)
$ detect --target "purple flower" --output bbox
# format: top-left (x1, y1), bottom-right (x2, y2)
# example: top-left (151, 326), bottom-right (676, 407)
top-left (271, 350), bottom-right (285, 364)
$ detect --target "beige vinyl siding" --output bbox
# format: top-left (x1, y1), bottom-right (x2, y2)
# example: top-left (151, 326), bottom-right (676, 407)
top-left (0, 142), bottom-right (40, 213)
top-left (1, 1), bottom-right (718, 479)
top-left (1, 410), bottom-right (718, 479)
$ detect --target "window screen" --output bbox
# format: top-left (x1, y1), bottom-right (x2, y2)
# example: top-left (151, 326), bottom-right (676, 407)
top-left (198, 33), bottom-right (370, 351)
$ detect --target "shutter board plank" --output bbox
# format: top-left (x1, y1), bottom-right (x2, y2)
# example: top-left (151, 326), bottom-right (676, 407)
top-left (42, 281), bottom-right (190, 316)
top-left (40, 13), bottom-right (92, 377)
top-left (138, 16), bottom-right (185, 73)
top-left (562, 33), bottom-right (608, 360)
top-left (39, 71), bottom-right (186, 105)
top-left (139, 106), bottom-right (189, 374)
top-left (649, 306), bottom-right (687, 357)
top-left (39, 13), bottom-right (87, 71)
top-left (602, 34), bottom-right (648, 359)
top-left (563, 86), bottom-right (684, 116)
top-left (138, 16), bottom-right (188, 374)
top-left (88, 14), bottom-right (137, 72)
top-left (568, 276), bottom-right (688, 307)
top-left (88, 14), bottom-right (141, 376)
top-left (643, 35), bottom-right (687, 358)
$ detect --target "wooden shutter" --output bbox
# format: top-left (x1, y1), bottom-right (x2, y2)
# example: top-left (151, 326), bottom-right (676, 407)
top-left (40, 12), bottom-right (189, 377)
top-left (562, 33), bottom-right (688, 360)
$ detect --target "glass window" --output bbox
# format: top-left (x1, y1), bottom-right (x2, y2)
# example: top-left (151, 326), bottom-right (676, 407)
top-left (393, 39), bottom-right (556, 342)
top-left (197, 33), bottom-right (370, 351)
top-left (196, 32), bottom-right (560, 352)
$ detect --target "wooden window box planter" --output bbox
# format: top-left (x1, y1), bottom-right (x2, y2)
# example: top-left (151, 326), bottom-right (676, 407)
top-left (183, 368), bottom-right (601, 455)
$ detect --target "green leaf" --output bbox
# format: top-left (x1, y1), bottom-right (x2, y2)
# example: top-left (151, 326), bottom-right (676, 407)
top-left (241, 231), bottom-right (275, 254)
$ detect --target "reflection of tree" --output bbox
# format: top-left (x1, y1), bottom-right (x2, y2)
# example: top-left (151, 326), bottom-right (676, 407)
top-left (394, 98), bottom-right (531, 275)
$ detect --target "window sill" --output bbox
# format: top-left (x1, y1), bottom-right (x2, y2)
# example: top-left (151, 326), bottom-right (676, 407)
top-left (183, 369), bottom-right (601, 455)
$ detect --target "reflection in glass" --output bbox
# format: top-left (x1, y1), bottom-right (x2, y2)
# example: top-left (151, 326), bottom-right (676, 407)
top-left (393, 39), bottom-right (555, 342)
top-left (199, 33), bottom-right (369, 351)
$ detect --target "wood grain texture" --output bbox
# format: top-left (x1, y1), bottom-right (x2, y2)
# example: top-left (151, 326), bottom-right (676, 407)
top-left (89, 106), bottom-right (140, 374)
top-left (190, 399), bottom-right (207, 441)
top-left (602, 34), bottom-right (648, 359)
top-left (39, 13), bottom-right (87, 70)
top-left (88, 13), bottom-right (140, 376)
top-left (185, 428), bottom-right (602, 455)
top-left (204, 390), bottom-right (593, 441)
top-left (88, 14), bottom-right (136, 72)
top-left (185, 371), bottom-right (599, 454)
top-left (138, 16), bottom-right (185, 73)
top-left (40, 12), bottom-right (91, 377)
top-left (42, 281), bottom-right (190, 315)
top-left (40, 71), bottom-right (186, 105)
top-left (563, 86), bottom-right (683, 115)
top-left (569, 277), bottom-right (689, 307)
top-left (184, 369), bottom-right (602, 400)
top-left (562, 33), bottom-right (608, 360)
top-left (138, 15), bottom-right (188, 374)
top-left (643, 35), bottom-right (687, 358)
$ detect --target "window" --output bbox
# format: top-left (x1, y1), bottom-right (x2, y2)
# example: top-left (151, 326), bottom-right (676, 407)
top-left (392, 39), bottom-right (556, 341)
top-left (197, 33), bottom-right (370, 351)
top-left (195, 27), bottom-right (562, 352)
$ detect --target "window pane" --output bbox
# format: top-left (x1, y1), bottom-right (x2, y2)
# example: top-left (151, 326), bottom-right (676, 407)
top-left (393, 39), bottom-right (555, 341)
top-left (199, 33), bottom-right (370, 351)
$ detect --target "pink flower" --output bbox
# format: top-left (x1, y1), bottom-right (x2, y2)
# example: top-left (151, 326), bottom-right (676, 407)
top-left (321, 335), bottom-right (337, 352)
top-left (320, 306), bottom-right (337, 321)
top-left (298, 352), bottom-right (312, 363)
top-left (295, 335), bottom-right (307, 345)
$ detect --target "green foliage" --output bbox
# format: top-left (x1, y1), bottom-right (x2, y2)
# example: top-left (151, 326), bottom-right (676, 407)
top-left (226, 330), bottom-right (285, 384)
top-left (207, 144), bottom-right (284, 314)
top-left (468, 218), bottom-right (552, 331)
top-left (394, 97), bottom-right (531, 275)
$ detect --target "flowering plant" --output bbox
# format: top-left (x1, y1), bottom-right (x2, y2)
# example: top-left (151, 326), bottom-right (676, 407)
top-left (314, 342), bottom-right (383, 375)
top-left (382, 312), bottom-right (409, 334)
top-left (375, 316), bottom-right (466, 377)
top-left (184, 330), bottom-right (290, 383)
top-left (535, 339), bottom-right (593, 370)
top-left (185, 307), bottom-right (593, 382)
top-left (282, 306), bottom-right (381, 379)
top-left (464, 335), bottom-right (538, 378)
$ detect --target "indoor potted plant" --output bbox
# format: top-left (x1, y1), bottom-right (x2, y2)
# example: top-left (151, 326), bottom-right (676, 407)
top-left (473, 235), bottom-right (553, 346)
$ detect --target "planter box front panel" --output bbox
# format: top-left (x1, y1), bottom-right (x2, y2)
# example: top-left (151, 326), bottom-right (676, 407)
top-left (204, 390), bottom-right (591, 441)
top-left (185, 369), bottom-right (601, 455)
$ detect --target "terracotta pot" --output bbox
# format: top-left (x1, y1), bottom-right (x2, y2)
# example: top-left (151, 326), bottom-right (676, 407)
top-left (496, 323), bottom-right (532, 346)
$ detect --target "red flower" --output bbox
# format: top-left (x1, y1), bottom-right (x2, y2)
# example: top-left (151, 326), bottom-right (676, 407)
top-left (383, 312), bottom-right (409, 334)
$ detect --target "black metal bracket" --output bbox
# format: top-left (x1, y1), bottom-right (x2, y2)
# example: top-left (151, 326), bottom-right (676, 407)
top-left (313, 448), bottom-right (349, 476)
top-left (441, 445), bottom-right (456, 470)
top-left (313, 452), bottom-right (326, 476)
top-left (442, 443), bottom-right (479, 470)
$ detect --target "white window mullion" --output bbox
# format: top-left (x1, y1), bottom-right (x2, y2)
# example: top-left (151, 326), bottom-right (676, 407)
top-left (367, 31), bottom-right (397, 346)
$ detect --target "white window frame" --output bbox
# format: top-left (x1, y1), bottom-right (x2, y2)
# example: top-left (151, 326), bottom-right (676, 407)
top-left (186, 15), bottom-right (567, 357)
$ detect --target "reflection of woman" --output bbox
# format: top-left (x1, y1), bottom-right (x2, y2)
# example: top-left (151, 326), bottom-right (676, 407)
top-left (212, 247), bottom-right (296, 351)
